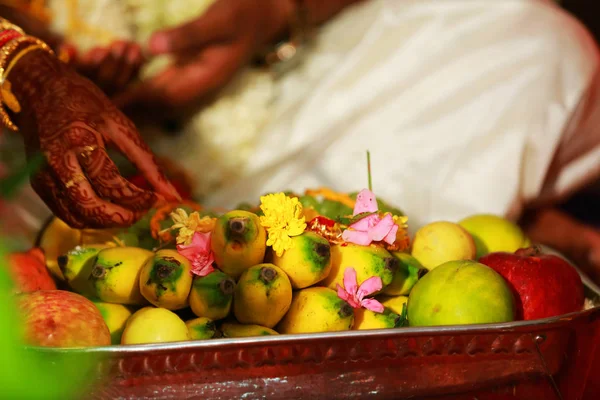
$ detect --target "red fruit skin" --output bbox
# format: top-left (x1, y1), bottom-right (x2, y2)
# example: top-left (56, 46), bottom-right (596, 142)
top-left (479, 250), bottom-right (584, 320)
top-left (8, 248), bottom-right (57, 294)
top-left (16, 290), bottom-right (111, 348)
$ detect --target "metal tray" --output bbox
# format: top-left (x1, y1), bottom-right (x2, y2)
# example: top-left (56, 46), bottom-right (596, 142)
top-left (41, 269), bottom-right (600, 400)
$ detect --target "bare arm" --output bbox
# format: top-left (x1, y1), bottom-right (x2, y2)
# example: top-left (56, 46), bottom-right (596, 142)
top-left (520, 206), bottom-right (600, 284)
top-left (299, 0), bottom-right (367, 26)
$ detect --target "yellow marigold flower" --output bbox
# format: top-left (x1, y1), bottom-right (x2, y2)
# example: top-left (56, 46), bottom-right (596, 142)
top-left (160, 208), bottom-right (216, 245)
top-left (259, 192), bottom-right (307, 257)
top-left (393, 215), bottom-right (409, 229)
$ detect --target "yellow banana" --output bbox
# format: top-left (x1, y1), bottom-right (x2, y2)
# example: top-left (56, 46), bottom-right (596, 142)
top-left (58, 243), bottom-right (113, 298)
top-left (221, 322), bottom-right (278, 338)
top-left (186, 317), bottom-right (218, 340)
top-left (139, 249), bottom-right (193, 310)
top-left (322, 244), bottom-right (398, 292)
top-left (271, 232), bottom-right (331, 289)
top-left (211, 210), bottom-right (267, 279)
top-left (89, 247), bottom-right (153, 305)
top-left (234, 263), bottom-right (292, 328)
top-left (189, 270), bottom-right (236, 320)
top-left (277, 287), bottom-right (354, 334)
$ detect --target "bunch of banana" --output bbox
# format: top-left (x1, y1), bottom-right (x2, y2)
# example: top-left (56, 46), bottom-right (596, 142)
top-left (42, 185), bottom-right (422, 346)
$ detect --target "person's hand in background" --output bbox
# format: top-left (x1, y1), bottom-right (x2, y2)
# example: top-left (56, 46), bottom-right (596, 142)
top-left (75, 41), bottom-right (145, 98)
top-left (0, 3), bottom-right (144, 97)
top-left (521, 207), bottom-right (600, 286)
top-left (114, 0), bottom-right (295, 117)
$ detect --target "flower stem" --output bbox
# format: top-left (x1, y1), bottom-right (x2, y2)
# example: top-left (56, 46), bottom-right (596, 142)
top-left (367, 150), bottom-right (373, 192)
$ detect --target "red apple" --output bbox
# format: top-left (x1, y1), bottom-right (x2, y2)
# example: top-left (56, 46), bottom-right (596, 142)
top-left (16, 290), bottom-right (111, 347)
top-left (479, 246), bottom-right (584, 320)
top-left (7, 248), bottom-right (56, 294)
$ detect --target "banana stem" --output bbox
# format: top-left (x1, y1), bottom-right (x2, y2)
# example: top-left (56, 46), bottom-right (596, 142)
top-left (259, 267), bottom-right (277, 284)
top-left (339, 302), bottom-right (354, 318)
top-left (90, 265), bottom-right (107, 279)
top-left (384, 257), bottom-right (399, 273)
top-left (315, 243), bottom-right (330, 258)
top-left (219, 278), bottom-right (236, 295)
top-left (229, 218), bottom-right (248, 236)
top-left (156, 264), bottom-right (175, 280)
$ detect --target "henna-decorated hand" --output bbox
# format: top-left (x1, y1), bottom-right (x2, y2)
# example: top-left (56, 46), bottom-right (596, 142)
top-left (8, 49), bottom-right (181, 229)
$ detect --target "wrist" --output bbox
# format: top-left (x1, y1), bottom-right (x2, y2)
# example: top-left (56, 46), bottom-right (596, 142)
top-left (262, 0), bottom-right (297, 46)
top-left (3, 45), bottom-right (60, 125)
top-left (298, 0), bottom-right (364, 26)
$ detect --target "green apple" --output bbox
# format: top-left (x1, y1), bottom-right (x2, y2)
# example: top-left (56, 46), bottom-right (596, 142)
top-left (410, 221), bottom-right (476, 270)
top-left (458, 214), bottom-right (530, 259)
top-left (407, 260), bottom-right (515, 326)
top-left (383, 252), bottom-right (425, 295)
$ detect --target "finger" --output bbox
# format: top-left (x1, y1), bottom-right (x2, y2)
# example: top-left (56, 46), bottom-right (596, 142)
top-left (113, 43), bottom-right (145, 90)
top-left (30, 168), bottom-right (85, 229)
top-left (96, 41), bottom-right (128, 93)
top-left (76, 145), bottom-right (156, 211)
top-left (148, 3), bottom-right (233, 55)
top-left (101, 112), bottom-right (182, 202)
top-left (115, 46), bottom-right (243, 110)
top-left (79, 47), bottom-right (110, 71)
top-left (49, 150), bottom-right (140, 228)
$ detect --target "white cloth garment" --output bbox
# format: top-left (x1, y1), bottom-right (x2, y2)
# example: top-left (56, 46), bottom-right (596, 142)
top-left (202, 0), bottom-right (600, 232)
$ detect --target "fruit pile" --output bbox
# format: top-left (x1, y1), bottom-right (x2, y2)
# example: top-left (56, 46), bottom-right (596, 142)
top-left (6, 187), bottom-right (587, 348)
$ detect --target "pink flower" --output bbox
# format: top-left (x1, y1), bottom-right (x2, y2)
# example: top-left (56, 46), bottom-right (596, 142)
top-left (342, 189), bottom-right (399, 246)
top-left (176, 231), bottom-right (215, 277)
top-left (336, 267), bottom-right (384, 313)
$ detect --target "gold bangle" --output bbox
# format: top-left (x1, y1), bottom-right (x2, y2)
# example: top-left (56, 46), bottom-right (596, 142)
top-left (0, 35), bottom-right (54, 131)
top-left (2, 44), bottom-right (45, 85)
top-left (0, 18), bottom-right (25, 35)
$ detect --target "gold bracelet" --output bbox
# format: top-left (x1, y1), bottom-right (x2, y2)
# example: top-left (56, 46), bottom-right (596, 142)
top-left (0, 36), bottom-right (54, 131)
top-left (0, 18), bottom-right (25, 35)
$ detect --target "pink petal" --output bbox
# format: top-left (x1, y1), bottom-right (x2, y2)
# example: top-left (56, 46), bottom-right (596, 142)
top-left (192, 261), bottom-right (215, 277)
top-left (349, 213), bottom-right (379, 231)
top-left (383, 224), bottom-right (399, 245)
top-left (361, 298), bottom-right (385, 313)
top-left (353, 189), bottom-right (379, 215)
top-left (342, 229), bottom-right (373, 246)
top-left (357, 276), bottom-right (383, 298)
top-left (177, 232), bottom-right (216, 277)
top-left (343, 268), bottom-right (358, 298)
top-left (337, 284), bottom-right (360, 308)
top-left (177, 232), bottom-right (212, 258)
top-left (367, 213), bottom-right (396, 242)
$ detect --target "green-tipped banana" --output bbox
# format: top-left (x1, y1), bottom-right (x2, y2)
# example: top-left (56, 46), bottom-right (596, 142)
top-left (377, 295), bottom-right (409, 316)
top-left (234, 264), bottom-right (292, 328)
top-left (210, 210), bottom-right (267, 279)
top-left (353, 307), bottom-right (404, 330)
top-left (89, 247), bottom-right (153, 305)
top-left (277, 287), bottom-right (354, 334)
top-left (322, 244), bottom-right (398, 292)
top-left (186, 317), bottom-right (218, 340)
top-left (93, 302), bottom-right (134, 344)
top-left (58, 244), bottom-right (112, 298)
top-left (383, 252), bottom-right (426, 296)
top-left (221, 322), bottom-right (278, 338)
top-left (271, 232), bottom-right (331, 289)
top-left (189, 271), bottom-right (236, 320)
top-left (139, 250), bottom-right (193, 310)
